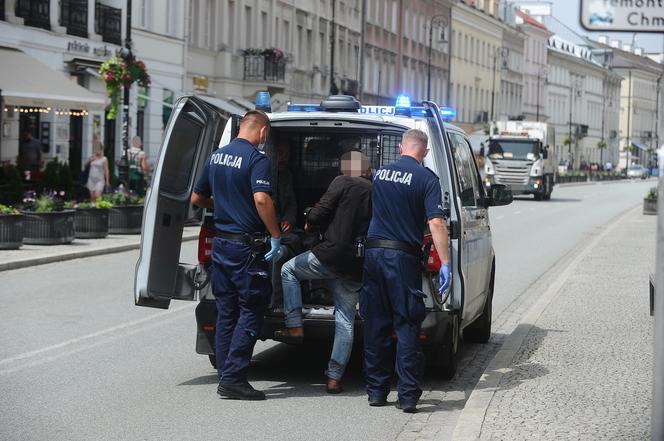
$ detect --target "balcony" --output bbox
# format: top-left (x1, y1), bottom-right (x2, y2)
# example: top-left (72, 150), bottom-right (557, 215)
top-left (95, 2), bottom-right (121, 45)
top-left (60, 0), bottom-right (88, 38)
top-left (15, 0), bottom-right (50, 31)
top-left (243, 54), bottom-right (286, 83)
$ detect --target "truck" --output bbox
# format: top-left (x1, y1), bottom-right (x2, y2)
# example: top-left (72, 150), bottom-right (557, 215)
top-left (483, 121), bottom-right (555, 200)
top-left (133, 93), bottom-right (513, 380)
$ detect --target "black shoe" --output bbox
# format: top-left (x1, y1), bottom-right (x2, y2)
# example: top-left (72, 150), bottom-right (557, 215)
top-left (217, 382), bottom-right (266, 401)
top-left (368, 396), bottom-right (387, 407)
top-left (396, 401), bottom-right (417, 413)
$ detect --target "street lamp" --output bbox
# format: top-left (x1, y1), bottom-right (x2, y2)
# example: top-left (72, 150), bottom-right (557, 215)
top-left (490, 47), bottom-right (509, 122)
top-left (536, 66), bottom-right (548, 122)
top-left (426, 14), bottom-right (449, 101)
top-left (567, 77), bottom-right (582, 169)
top-left (118, 0), bottom-right (133, 186)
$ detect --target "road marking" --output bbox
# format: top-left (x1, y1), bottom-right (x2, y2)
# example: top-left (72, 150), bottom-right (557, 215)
top-left (495, 215), bottom-right (505, 220)
top-left (513, 211), bottom-right (522, 215)
top-left (0, 302), bottom-right (195, 368)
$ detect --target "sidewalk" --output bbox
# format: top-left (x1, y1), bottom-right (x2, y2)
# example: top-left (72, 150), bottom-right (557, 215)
top-left (454, 207), bottom-right (655, 440)
top-left (0, 227), bottom-right (200, 272)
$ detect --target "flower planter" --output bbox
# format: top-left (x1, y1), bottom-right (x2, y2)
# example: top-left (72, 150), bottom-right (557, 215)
top-left (644, 198), bottom-right (657, 215)
top-left (75, 208), bottom-right (109, 239)
top-left (21, 210), bottom-right (75, 245)
top-left (108, 205), bottom-right (143, 234)
top-left (0, 214), bottom-right (23, 249)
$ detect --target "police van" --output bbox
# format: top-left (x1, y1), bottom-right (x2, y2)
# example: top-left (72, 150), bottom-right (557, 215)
top-left (134, 93), bottom-right (512, 379)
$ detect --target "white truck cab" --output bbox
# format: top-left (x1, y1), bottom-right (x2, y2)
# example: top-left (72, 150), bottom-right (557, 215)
top-left (134, 93), bottom-right (512, 379)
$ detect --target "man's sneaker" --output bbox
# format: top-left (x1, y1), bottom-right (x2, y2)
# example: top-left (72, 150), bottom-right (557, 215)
top-left (217, 382), bottom-right (266, 401)
top-left (396, 401), bottom-right (417, 413)
top-left (368, 396), bottom-right (387, 407)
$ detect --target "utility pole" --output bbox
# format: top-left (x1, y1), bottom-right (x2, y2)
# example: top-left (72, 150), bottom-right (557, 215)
top-left (426, 15), bottom-right (448, 101)
top-left (568, 79), bottom-right (574, 170)
top-left (118, 0), bottom-right (133, 185)
top-left (600, 74), bottom-right (606, 166)
top-left (358, 0), bottom-right (366, 101)
top-left (329, 0), bottom-right (338, 95)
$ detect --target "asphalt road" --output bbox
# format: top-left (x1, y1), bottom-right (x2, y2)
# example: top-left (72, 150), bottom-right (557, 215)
top-left (0, 179), bottom-right (655, 441)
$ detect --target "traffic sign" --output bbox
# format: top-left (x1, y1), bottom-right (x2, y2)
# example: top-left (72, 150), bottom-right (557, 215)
top-left (580, 0), bottom-right (664, 33)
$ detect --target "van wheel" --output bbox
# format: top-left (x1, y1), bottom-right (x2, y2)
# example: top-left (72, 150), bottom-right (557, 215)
top-left (208, 354), bottom-right (217, 369)
top-left (464, 275), bottom-right (494, 343)
top-left (427, 314), bottom-right (459, 380)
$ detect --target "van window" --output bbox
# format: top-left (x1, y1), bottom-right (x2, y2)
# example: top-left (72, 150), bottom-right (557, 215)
top-left (381, 133), bottom-right (401, 165)
top-left (449, 132), bottom-right (480, 207)
top-left (160, 104), bottom-right (205, 195)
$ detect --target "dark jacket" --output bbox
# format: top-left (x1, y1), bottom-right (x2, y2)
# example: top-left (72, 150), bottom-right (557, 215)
top-left (307, 175), bottom-right (372, 282)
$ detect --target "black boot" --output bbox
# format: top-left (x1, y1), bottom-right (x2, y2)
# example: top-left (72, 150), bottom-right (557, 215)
top-left (217, 382), bottom-right (266, 401)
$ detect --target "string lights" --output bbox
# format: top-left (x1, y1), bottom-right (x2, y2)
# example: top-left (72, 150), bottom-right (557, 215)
top-left (1, 106), bottom-right (89, 117)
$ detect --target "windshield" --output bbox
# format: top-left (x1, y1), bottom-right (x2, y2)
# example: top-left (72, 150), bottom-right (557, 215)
top-left (488, 139), bottom-right (539, 161)
top-left (629, 165), bottom-right (643, 171)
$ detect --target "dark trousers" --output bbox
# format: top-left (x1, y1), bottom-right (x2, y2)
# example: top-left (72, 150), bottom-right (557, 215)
top-left (212, 238), bottom-right (271, 385)
top-left (360, 248), bottom-right (426, 405)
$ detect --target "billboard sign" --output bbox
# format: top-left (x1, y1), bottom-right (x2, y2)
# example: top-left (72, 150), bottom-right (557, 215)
top-left (580, 0), bottom-right (664, 33)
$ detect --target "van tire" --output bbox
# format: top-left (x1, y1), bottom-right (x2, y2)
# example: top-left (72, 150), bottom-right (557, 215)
top-left (427, 314), bottom-right (459, 380)
top-left (464, 268), bottom-right (494, 344)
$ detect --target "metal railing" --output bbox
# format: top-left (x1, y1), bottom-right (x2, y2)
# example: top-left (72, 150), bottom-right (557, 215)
top-left (60, 0), bottom-right (88, 38)
top-left (15, 0), bottom-right (50, 30)
top-left (95, 2), bottom-right (121, 45)
top-left (243, 54), bottom-right (286, 83)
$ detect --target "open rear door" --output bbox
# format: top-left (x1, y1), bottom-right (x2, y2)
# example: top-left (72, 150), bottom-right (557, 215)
top-left (134, 96), bottom-right (227, 309)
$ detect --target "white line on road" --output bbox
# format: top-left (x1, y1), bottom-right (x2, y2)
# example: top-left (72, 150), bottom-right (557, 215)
top-left (513, 211), bottom-right (522, 215)
top-left (0, 302), bottom-right (195, 368)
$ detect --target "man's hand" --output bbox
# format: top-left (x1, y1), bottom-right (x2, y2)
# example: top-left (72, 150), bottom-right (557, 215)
top-left (264, 237), bottom-right (282, 261)
top-left (280, 220), bottom-right (292, 233)
top-left (191, 192), bottom-right (213, 209)
top-left (439, 263), bottom-right (451, 294)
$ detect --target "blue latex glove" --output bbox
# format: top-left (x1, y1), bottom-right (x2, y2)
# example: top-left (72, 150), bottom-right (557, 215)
top-left (438, 264), bottom-right (451, 295)
top-left (264, 237), bottom-right (282, 261)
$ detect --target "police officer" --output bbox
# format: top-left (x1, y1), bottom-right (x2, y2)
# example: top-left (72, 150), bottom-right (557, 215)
top-left (191, 110), bottom-right (281, 401)
top-left (361, 128), bottom-right (451, 413)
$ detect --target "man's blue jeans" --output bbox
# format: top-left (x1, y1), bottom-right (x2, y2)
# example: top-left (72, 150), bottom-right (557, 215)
top-left (281, 251), bottom-right (360, 381)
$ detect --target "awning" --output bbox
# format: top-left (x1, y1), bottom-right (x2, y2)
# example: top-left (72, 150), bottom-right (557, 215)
top-left (0, 47), bottom-right (105, 110)
top-left (632, 142), bottom-right (650, 151)
top-left (198, 95), bottom-right (246, 116)
top-left (228, 96), bottom-right (255, 111)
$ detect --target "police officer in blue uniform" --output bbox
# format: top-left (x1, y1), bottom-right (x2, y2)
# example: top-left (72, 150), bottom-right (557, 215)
top-left (191, 110), bottom-right (281, 401)
top-left (361, 128), bottom-right (451, 413)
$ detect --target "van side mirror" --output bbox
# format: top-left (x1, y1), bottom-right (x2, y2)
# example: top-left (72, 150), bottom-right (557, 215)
top-left (486, 184), bottom-right (513, 207)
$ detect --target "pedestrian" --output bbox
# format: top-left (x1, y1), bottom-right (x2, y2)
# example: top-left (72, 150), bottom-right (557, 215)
top-left (18, 129), bottom-right (42, 179)
top-left (191, 110), bottom-right (281, 401)
top-left (128, 136), bottom-right (149, 196)
top-left (85, 139), bottom-right (110, 202)
top-left (361, 129), bottom-right (451, 413)
top-left (275, 150), bottom-right (373, 394)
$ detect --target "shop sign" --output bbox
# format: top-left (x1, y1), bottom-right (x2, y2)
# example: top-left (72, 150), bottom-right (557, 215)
top-left (580, 0), bottom-right (664, 32)
top-left (67, 40), bottom-right (115, 59)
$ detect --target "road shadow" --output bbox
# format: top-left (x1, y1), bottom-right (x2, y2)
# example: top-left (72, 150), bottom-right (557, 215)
top-left (512, 196), bottom-right (582, 203)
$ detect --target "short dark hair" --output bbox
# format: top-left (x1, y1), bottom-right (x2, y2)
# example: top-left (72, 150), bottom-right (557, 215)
top-left (240, 110), bottom-right (270, 130)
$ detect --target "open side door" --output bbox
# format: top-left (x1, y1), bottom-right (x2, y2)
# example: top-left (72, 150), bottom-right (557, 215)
top-left (134, 96), bottom-right (227, 309)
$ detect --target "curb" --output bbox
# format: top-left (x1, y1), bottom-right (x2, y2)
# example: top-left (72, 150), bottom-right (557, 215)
top-left (0, 233), bottom-right (199, 273)
top-left (555, 177), bottom-right (656, 188)
top-left (450, 204), bottom-right (640, 441)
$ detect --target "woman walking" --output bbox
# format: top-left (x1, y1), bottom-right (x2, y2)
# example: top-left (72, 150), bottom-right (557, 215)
top-left (85, 140), bottom-right (110, 202)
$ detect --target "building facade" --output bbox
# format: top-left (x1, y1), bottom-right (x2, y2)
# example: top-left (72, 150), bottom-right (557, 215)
top-left (0, 0), bottom-right (185, 176)
top-left (516, 8), bottom-right (551, 122)
top-left (546, 35), bottom-right (621, 169)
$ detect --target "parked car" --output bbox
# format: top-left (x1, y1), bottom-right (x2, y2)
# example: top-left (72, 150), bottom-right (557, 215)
top-left (133, 93), bottom-right (513, 380)
top-left (627, 164), bottom-right (649, 179)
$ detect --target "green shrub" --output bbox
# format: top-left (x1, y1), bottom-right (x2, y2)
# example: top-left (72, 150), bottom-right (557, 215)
top-left (23, 194), bottom-right (65, 213)
top-left (0, 165), bottom-right (24, 205)
top-left (0, 204), bottom-right (20, 215)
top-left (646, 187), bottom-right (658, 201)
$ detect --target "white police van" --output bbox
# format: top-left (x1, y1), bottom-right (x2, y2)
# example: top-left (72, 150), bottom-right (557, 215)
top-left (134, 93), bottom-right (512, 379)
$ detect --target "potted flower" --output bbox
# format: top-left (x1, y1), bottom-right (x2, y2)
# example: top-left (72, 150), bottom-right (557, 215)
top-left (68, 200), bottom-right (113, 239)
top-left (21, 192), bottom-right (75, 245)
top-left (100, 57), bottom-right (151, 120)
top-left (103, 191), bottom-right (144, 234)
top-left (0, 203), bottom-right (23, 249)
top-left (644, 187), bottom-right (657, 215)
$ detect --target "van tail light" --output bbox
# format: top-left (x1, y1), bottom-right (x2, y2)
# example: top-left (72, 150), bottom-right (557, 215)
top-left (198, 225), bottom-right (214, 264)
top-left (422, 234), bottom-right (441, 273)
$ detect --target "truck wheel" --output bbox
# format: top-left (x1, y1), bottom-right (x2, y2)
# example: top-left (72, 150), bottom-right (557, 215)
top-left (208, 354), bottom-right (217, 369)
top-left (427, 313), bottom-right (459, 380)
top-left (464, 270), bottom-right (494, 343)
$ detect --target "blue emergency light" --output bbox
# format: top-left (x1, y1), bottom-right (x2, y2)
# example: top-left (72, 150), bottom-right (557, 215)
top-left (287, 104), bottom-right (323, 112)
top-left (255, 91), bottom-right (272, 112)
top-left (440, 107), bottom-right (456, 121)
top-left (394, 95), bottom-right (412, 116)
